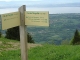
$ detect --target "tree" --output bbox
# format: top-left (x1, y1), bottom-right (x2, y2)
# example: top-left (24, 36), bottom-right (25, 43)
top-left (27, 33), bottom-right (34, 43)
top-left (71, 29), bottom-right (80, 45)
top-left (5, 26), bottom-right (20, 40)
top-left (5, 26), bottom-right (34, 43)
top-left (0, 30), bottom-right (1, 38)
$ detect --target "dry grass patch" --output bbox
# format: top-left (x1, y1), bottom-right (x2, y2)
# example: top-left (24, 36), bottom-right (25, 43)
top-left (0, 39), bottom-right (42, 51)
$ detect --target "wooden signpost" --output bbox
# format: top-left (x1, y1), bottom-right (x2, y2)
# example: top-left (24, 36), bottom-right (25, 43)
top-left (1, 12), bottom-right (20, 30)
top-left (1, 5), bottom-right (49, 60)
top-left (19, 5), bottom-right (28, 60)
top-left (25, 11), bottom-right (49, 26)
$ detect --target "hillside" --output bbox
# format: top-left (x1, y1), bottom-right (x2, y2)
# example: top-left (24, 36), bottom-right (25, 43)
top-left (0, 13), bottom-right (80, 44)
top-left (0, 37), bottom-right (41, 51)
top-left (0, 38), bottom-right (80, 60)
top-left (27, 13), bottom-right (80, 44)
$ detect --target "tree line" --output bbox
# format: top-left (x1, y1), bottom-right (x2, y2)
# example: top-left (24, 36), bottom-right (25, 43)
top-left (70, 29), bottom-right (80, 45)
top-left (0, 26), bottom-right (80, 45)
top-left (3, 26), bottom-right (34, 43)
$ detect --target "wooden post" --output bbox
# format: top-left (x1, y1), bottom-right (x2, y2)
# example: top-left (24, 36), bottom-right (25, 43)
top-left (19, 5), bottom-right (28, 60)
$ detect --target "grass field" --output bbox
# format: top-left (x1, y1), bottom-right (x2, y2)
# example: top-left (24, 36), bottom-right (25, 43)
top-left (0, 37), bottom-right (80, 60)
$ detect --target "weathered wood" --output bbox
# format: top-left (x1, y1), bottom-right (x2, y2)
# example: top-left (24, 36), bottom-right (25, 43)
top-left (19, 5), bottom-right (28, 60)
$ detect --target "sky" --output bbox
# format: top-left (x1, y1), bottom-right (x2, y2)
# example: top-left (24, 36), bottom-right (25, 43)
top-left (0, 0), bottom-right (80, 14)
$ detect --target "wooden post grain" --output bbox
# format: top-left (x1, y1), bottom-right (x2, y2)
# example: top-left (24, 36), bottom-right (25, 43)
top-left (19, 5), bottom-right (28, 60)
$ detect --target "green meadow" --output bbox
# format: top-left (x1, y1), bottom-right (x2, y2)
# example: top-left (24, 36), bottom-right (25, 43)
top-left (0, 38), bottom-right (80, 60)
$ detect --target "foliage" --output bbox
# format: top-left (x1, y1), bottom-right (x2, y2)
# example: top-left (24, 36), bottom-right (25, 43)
top-left (27, 33), bottom-right (34, 43)
top-left (5, 26), bottom-right (34, 43)
top-left (5, 26), bottom-right (19, 40)
top-left (70, 29), bottom-right (80, 45)
top-left (0, 31), bottom-right (1, 38)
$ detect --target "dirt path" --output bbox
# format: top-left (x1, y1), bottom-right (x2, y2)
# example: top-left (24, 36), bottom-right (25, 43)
top-left (28, 43), bottom-right (42, 49)
top-left (0, 41), bottom-right (42, 51)
top-left (7, 42), bottom-right (42, 49)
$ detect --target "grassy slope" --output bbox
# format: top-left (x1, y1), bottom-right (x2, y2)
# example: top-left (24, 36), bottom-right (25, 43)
top-left (0, 38), bottom-right (80, 60)
top-left (29, 44), bottom-right (80, 60)
top-left (0, 37), bottom-right (20, 60)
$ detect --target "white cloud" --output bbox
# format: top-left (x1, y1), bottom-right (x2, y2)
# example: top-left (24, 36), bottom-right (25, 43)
top-left (0, 0), bottom-right (17, 1)
top-left (25, 7), bottom-right (80, 14)
top-left (0, 8), bottom-right (18, 14)
top-left (0, 0), bottom-right (11, 1)
top-left (0, 0), bottom-right (20, 2)
top-left (0, 0), bottom-right (42, 2)
top-left (0, 7), bottom-right (80, 14)
top-left (27, 0), bottom-right (42, 1)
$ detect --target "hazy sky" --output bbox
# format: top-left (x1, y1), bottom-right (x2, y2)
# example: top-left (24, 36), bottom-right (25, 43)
top-left (0, 0), bottom-right (80, 14)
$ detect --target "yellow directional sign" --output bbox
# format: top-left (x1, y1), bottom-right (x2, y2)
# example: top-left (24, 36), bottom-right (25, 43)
top-left (25, 11), bottom-right (49, 26)
top-left (1, 12), bottom-right (20, 30)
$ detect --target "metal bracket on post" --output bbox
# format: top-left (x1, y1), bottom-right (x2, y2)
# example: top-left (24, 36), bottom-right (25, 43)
top-left (19, 5), bottom-right (28, 60)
